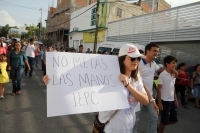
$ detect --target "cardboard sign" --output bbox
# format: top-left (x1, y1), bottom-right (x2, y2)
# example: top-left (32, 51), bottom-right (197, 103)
top-left (46, 52), bottom-right (129, 117)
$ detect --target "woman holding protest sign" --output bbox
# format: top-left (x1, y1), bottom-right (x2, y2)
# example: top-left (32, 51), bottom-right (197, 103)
top-left (42, 44), bottom-right (148, 133)
top-left (96, 44), bottom-right (148, 133)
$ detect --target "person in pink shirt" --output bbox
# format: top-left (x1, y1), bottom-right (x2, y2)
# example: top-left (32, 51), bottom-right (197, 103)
top-left (0, 41), bottom-right (6, 55)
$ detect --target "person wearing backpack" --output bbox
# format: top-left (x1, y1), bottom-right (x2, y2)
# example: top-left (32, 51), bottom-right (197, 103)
top-left (191, 64), bottom-right (200, 108)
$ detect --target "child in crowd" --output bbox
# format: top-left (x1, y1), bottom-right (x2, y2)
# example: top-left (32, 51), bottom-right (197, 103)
top-left (0, 54), bottom-right (9, 99)
top-left (157, 55), bottom-right (179, 133)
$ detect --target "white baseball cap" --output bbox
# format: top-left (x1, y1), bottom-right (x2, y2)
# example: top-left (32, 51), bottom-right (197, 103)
top-left (118, 44), bottom-right (145, 58)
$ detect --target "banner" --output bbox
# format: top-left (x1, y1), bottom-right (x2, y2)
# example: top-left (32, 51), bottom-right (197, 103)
top-left (98, 0), bottom-right (108, 27)
top-left (83, 30), bottom-right (106, 43)
top-left (46, 52), bottom-right (129, 117)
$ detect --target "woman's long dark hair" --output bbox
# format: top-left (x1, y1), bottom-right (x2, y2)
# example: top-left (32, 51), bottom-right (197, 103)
top-left (194, 64), bottom-right (200, 71)
top-left (177, 62), bottom-right (186, 70)
top-left (118, 55), bottom-right (138, 81)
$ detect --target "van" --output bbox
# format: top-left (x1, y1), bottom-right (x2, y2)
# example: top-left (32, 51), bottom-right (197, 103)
top-left (97, 41), bottom-right (145, 54)
top-left (97, 41), bottom-right (163, 67)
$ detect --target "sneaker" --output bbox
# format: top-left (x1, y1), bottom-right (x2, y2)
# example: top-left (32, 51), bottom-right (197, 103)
top-left (0, 96), bottom-right (4, 99)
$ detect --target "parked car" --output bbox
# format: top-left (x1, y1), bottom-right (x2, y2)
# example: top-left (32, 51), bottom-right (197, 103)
top-left (97, 41), bottom-right (145, 55)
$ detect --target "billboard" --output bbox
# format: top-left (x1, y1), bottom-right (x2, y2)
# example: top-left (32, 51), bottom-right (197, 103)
top-left (83, 30), bottom-right (106, 43)
top-left (98, 0), bottom-right (108, 27)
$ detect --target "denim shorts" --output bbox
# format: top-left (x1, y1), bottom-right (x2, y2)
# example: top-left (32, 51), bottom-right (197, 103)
top-left (193, 85), bottom-right (200, 98)
top-left (160, 100), bottom-right (178, 125)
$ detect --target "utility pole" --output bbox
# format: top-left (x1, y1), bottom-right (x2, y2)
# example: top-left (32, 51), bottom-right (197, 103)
top-left (152, 0), bottom-right (155, 12)
top-left (93, 0), bottom-right (100, 52)
top-left (39, 8), bottom-right (42, 41)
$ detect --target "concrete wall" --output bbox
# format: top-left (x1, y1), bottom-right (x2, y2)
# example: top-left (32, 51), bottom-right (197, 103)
top-left (157, 41), bottom-right (200, 66)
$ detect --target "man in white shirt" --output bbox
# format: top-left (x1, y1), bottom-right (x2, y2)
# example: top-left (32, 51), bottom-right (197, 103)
top-left (134, 43), bottom-right (165, 133)
top-left (25, 38), bottom-right (35, 78)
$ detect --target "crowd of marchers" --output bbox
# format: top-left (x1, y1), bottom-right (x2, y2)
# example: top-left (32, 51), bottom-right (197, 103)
top-left (0, 37), bottom-right (200, 133)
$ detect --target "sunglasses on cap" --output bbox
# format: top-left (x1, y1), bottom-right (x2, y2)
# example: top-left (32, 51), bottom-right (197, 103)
top-left (130, 57), bottom-right (141, 62)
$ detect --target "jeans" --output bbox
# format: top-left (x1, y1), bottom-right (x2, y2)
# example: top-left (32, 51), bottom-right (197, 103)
top-left (132, 102), bottom-right (158, 133)
top-left (143, 102), bottom-right (158, 133)
top-left (25, 57), bottom-right (35, 77)
top-left (10, 66), bottom-right (24, 93)
top-left (193, 85), bottom-right (200, 98)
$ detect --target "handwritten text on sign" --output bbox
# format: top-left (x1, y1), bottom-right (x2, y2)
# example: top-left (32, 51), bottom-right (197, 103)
top-left (46, 52), bottom-right (129, 117)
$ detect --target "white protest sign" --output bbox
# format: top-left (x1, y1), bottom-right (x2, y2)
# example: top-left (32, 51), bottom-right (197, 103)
top-left (46, 52), bottom-right (129, 117)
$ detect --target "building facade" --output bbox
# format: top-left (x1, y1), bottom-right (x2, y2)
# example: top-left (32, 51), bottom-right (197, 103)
top-left (68, 2), bottom-right (107, 52)
top-left (140, 0), bottom-right (171, 12)
top-left (108, 1), bottom-right (147, 22)
top-left (8, 27), bottom-right (28, 39)
top-left (46, 0), bottom-right (97, 46)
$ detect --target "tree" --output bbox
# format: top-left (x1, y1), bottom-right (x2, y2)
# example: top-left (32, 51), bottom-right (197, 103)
top-left (0, 24), bottom-right (10, 37)
top-left (0, 23), bottom-right (46, 40)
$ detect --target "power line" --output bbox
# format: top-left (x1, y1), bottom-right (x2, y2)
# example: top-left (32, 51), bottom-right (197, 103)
top-left (0, 0), bottom-right (48, 12)
top-left (47, 4), bottom-right (97, 28)
top-left (9, 14), bottom-right (38, 20)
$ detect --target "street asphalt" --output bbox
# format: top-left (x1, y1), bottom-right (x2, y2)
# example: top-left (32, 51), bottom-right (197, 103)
top-left (0, 62), bottom-right (200, 133)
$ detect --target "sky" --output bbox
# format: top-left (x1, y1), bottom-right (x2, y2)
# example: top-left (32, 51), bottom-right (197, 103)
top-left (0, 0), bottom-right (200, 27)
top-left (0, 0), bottom-right (53, 27)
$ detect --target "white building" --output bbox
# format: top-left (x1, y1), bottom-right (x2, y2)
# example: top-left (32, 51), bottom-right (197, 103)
top-left (68, 2), bottom-right (108, 52)
top-left (9, 27), bottom-right (28, 35)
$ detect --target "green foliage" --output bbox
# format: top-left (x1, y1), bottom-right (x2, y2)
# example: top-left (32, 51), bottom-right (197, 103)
top-left (0, 24), bottom-right (46, 40)
top-left (0, 24), bottom-right (10, 37)
top-left (0, 23), bottom-right (46, 41)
